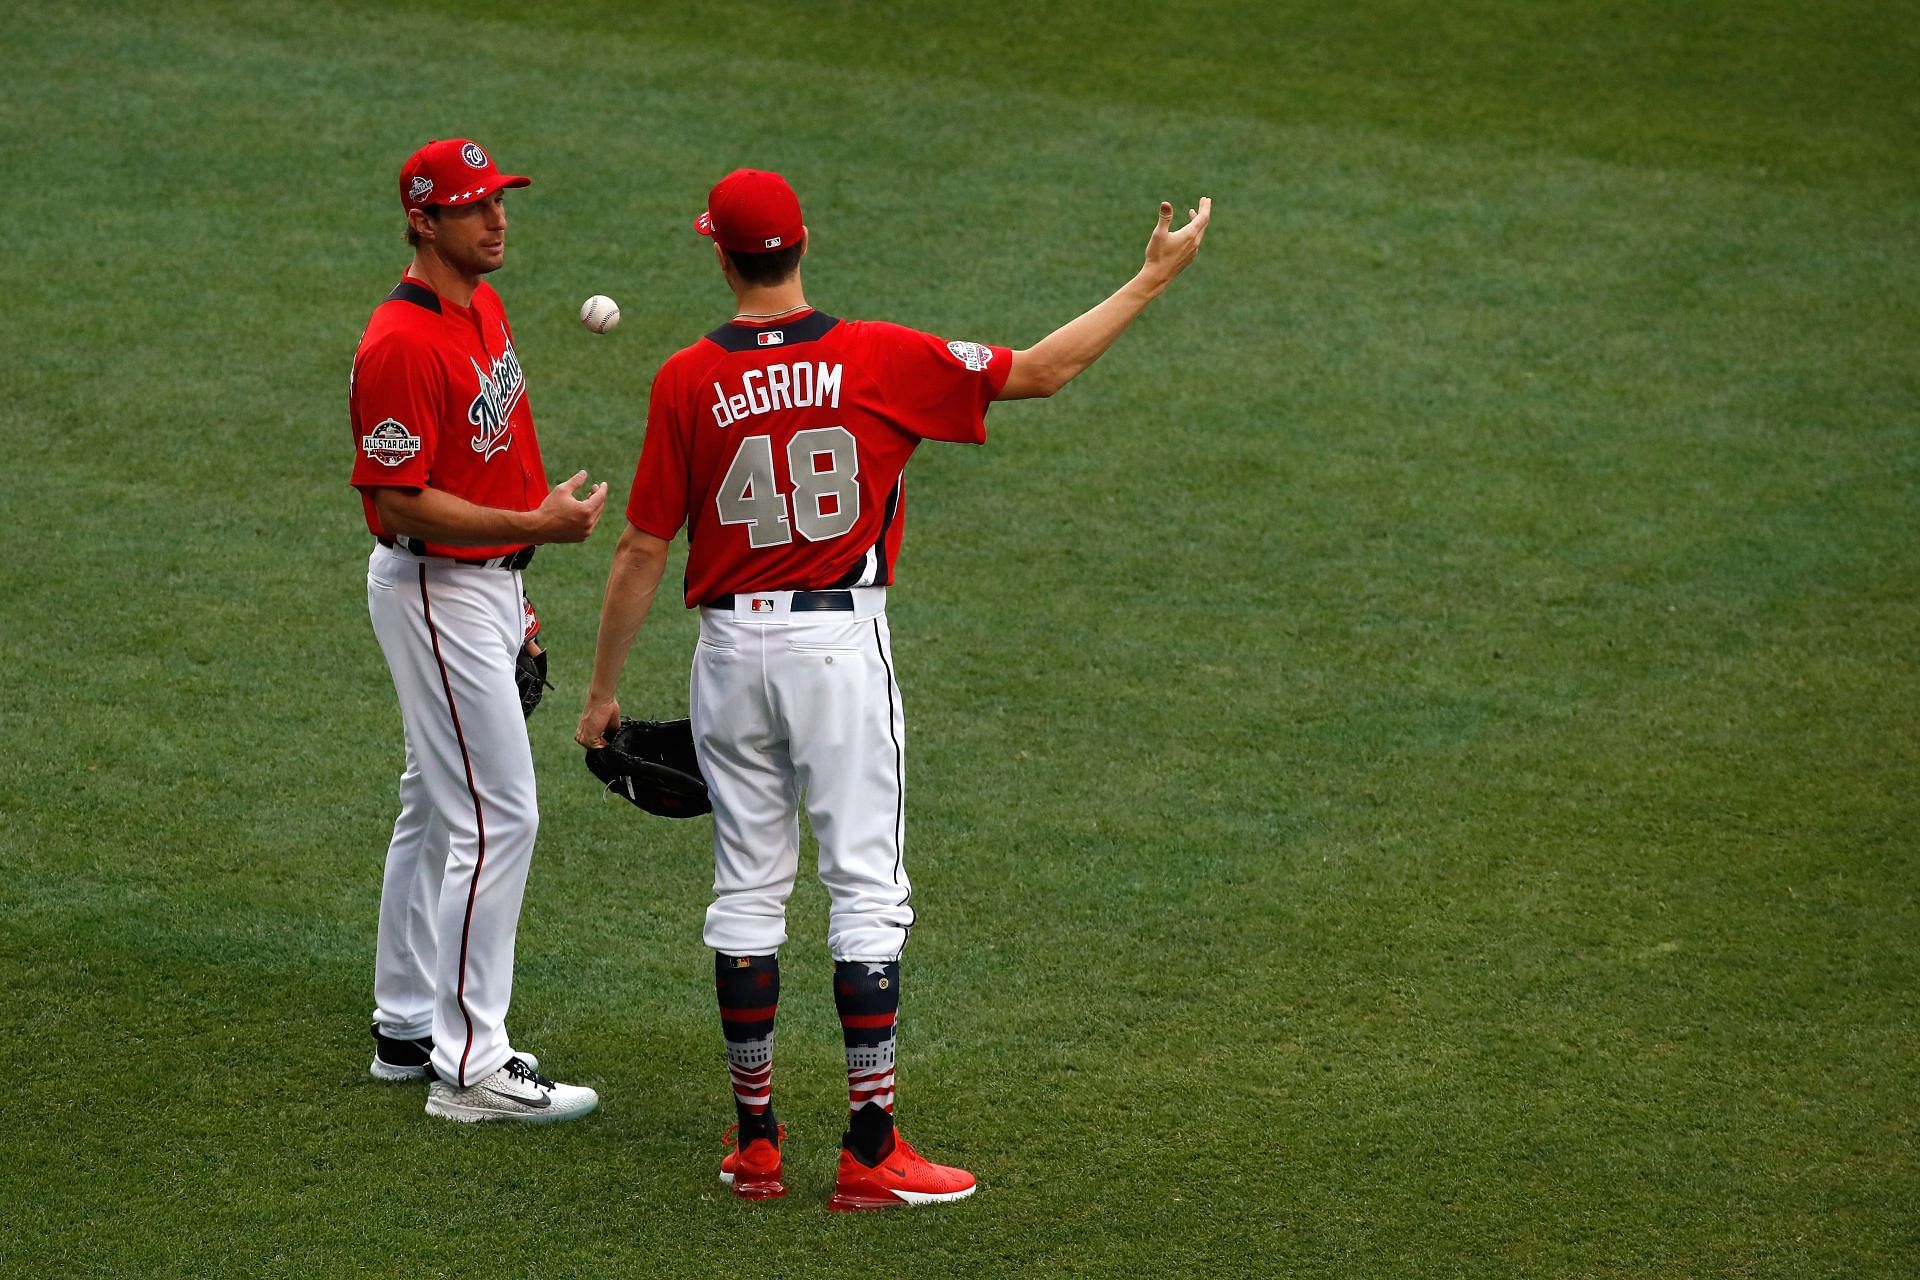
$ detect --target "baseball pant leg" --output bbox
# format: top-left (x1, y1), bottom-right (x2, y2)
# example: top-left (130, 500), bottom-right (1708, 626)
top-left (778, 613), bottom-right (914, 961)
top-left (370, 550), bottom-right (538, 1087)
top-left (370, 738), bottom-right (445, 1039)
top-left (693, 613), bottom-right (801, 956)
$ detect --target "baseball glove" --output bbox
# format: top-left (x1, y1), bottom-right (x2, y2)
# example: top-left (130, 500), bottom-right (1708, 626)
top-left (584, 717), bottom-right (711, 818)
top-left (516, 641), bottom-right (553, 719)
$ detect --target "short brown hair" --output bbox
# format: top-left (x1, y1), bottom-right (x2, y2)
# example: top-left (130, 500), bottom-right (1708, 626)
top-left (724, 238), bottom-right (805, 286)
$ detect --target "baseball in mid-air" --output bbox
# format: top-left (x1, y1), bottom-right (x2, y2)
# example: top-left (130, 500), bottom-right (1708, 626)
top-left (580, 294), bottom-right (621, 334)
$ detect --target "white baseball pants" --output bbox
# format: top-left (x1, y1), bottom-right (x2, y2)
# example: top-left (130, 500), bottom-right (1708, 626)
top-left (369, 743), bottom-right (445, 1040)
top-left (366, 542), bottom-right (537, 1087)
top-left (691, 590), bottom-right (914, 961)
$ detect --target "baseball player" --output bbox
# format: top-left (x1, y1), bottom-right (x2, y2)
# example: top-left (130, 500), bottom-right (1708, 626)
top-left (576, 169), bottom-right (1210, 1205)
top-left (351, 137), bottom-right (607, 1123)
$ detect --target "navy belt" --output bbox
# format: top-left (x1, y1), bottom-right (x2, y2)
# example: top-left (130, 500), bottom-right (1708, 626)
top-left (378, 535), bottom-right (535, 571)
top-left (705, 591), bottom-right (856, 612)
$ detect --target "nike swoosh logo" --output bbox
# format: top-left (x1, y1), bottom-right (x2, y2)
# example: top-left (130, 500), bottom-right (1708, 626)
top-left (886, 1167), bottom-right (907, 1180)
top-left (485, 1085), bottom-right (551, 1109)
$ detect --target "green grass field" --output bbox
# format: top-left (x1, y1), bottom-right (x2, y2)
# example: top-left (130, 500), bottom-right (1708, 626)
top-left (4, 1), bottom-right (1917, 1275)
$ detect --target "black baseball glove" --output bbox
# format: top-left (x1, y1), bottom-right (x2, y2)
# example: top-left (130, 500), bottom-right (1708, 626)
top-left (516, 641), bottom-right (553, 719)
top-left (584, 717), bottom-right (712, 818)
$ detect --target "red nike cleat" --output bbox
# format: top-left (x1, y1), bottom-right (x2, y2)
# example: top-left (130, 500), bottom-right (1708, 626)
top-left (720, 1123), bottom-right (787, 1199)
top-left (828, 1133), bottom-right (976, 1211)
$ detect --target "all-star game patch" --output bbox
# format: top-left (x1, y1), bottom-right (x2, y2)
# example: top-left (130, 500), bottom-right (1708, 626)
top-left (946, 340), bottom-right (993, 372)
top-left (362, 418), bottom-right (423, 467)
top-left (409, 175), bottom-right (434, 203)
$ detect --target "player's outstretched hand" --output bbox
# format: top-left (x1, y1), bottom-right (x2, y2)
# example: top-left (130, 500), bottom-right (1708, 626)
top-left (1142, 196), bottom-right (1212, 289)
top-left (530, 470), bottom-right (608, 544)
top-left (576, 694), bottom-right (621, 749)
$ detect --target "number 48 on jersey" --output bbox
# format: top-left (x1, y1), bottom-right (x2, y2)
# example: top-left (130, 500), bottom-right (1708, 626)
top-left (716, 427), bottom-right (861, 548)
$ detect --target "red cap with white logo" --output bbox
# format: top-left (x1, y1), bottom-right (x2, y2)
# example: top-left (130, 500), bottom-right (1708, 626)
top-left (399, 139), bottom-right (530, 210)
top-left (694, 169), bottom-right (804, 253)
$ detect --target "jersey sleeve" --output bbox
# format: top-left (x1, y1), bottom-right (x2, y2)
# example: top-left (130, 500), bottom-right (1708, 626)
top-left (868, 322), bottom-right (1012, 445)
top-left (625, 355), bottom-right (693, 540)
top-left (350, 330), bottom-right (442, 490)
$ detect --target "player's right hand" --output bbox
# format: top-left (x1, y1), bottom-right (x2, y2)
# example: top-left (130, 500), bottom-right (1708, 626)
top-left (531, 470), bottom-right (608, 543)
top-left (575, 694), bottom-right (620, 749)
top-left (1142, 196), bottom-right (1212, 286)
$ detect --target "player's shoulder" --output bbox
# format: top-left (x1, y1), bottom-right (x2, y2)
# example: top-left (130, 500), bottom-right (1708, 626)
top-left (816, 318), bottom-right (920, 368)
top-left (837, 317), bottom-right (923, 344)
top-left (838, 318), bottom-right (980, 356)
top-left (358, 306), bottom-right (440, 360)
top-left (660, 331), bottom-right (730, 379)
top-left (840, 318), bottom-right (992, 368)
top-left (357, 303), bottom-right (451, 382)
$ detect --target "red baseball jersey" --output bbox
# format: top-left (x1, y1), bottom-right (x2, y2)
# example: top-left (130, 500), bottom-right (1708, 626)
top-left (349, 276), bottom-right (548, 559)
top-left (626, 311), bottom-right (1012, 606)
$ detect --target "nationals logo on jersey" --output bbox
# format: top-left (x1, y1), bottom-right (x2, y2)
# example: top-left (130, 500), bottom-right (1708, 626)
top-left (468, 329), bottom-right (527, 460)
top-left (362, 418), bottom-right (422, 467)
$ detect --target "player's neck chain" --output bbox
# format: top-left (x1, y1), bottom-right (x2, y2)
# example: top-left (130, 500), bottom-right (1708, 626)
top-left (733, 303), bottom-right (811, 322)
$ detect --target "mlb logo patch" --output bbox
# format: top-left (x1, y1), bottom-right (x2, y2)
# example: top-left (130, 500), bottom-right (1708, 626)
top-left (763, 236), bottom-right (783, 248)
top-left (757, 330), bottom-right (785, 347)
top-left (751, 597), bottom-right (776, 613)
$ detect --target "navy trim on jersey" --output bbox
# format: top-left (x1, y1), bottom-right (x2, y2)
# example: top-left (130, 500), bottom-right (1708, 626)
top-left (830, 478), bottom-right (903, 589)
top-left (387, 280), bottom-right (443, 314)
top-left (703, 311), bottom-right (839, 352)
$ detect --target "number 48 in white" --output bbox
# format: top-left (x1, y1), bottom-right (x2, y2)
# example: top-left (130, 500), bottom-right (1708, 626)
top-left (715, 427), bottom-right (861, 548)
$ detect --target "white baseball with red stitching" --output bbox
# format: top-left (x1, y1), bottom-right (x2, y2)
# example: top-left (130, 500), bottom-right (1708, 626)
top-left (580, 294), bottom-right (621, 333)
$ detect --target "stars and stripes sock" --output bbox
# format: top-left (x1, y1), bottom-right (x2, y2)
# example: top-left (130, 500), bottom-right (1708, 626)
top-left (716, 952), bottom-right (780, 1144)
top-left (834, 958), bottom-right (899, 1165)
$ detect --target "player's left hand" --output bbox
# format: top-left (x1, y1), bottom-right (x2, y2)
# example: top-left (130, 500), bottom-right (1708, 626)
top-left (1141, 196), bottom-right (1212, 288)
top-left (575, 694), bottom-right (621, 749)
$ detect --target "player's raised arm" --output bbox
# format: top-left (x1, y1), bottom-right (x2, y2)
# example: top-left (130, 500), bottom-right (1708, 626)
top-left (996, 197), bottom-right (1212, 401)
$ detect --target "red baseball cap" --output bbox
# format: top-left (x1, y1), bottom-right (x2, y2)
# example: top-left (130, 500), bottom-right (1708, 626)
top-left (399, 138), bottom-right (530, 211)
top-left (694, 169), bottom-right (804, 253)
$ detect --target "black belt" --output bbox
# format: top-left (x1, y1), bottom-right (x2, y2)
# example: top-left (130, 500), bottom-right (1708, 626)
top-left (378, 535), bottom-right (535, 571)
top-left (705, 591), bottom-right (857, 612)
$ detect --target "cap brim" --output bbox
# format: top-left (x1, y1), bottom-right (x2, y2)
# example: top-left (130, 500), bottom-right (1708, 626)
top-left (694, 211), bottom-right (714, 237)
top-left (432, 175), bottom-right (532, 207)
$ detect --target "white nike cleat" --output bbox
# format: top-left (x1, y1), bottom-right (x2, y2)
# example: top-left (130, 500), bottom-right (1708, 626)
top-left (424, 1056), bottom-right (597, 1124)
